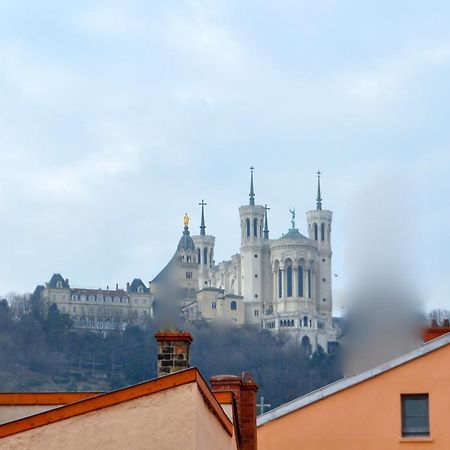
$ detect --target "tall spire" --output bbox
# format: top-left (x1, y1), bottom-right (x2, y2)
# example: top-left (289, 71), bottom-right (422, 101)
top-left (249, 166), bottom-right (255, 206)
top-left (264, 205), bottom-right (270, 239)
top-left (199, 200), bottom-right (207, 236)
top-left (316, 170), bottom-right (322, 210)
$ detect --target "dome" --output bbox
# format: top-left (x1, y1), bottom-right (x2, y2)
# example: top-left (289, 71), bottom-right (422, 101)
top-left (277, 228), bottom-right (308, 241)
top-left (177, 226), bottom-right (196, 251)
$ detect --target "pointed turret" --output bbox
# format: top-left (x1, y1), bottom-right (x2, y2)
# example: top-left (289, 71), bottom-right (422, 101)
top-left (264, 205), bottom-right (270, 239)
top-left (199, 200), bottom-right (207, 236)
top-left (249, 166), bottom-right (255, 206)
top-left (316, 170), bottom-right (322, 210)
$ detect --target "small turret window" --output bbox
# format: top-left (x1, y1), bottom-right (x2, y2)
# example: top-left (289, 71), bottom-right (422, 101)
top-left (253, 218), bottom-right (258, 237)
top-left (321, 223), bottom-right (325, 241)
top-left (314, 223), bottom-right (318, 240)
top-left (246, 218), bottom-right (250, 238)
top-left (203, 247), bottom-right (208, 265)
top-left (197, 248), bottom-right (201, 264)
top-left (298, 266), bottom-right (304, 297)
top-left (278, 270), bottom-right (282, 298)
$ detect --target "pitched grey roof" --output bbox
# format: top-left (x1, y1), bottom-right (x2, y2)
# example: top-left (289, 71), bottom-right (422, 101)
top-left (128, 278), bottom-right (149, 293)
top-left (257, 332), bottom-right (450, 426)
top-left (46, 273), bottom-right (70, 289)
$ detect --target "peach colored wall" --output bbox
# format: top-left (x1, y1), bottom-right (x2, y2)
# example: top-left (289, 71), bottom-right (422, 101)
top-left (0, 405), bottom-right (62, 425)
top-left (1, 383), bottom-right (197, 450)
top-left (194, 388), bottom-right (237, 450)
top-left (258, 344), bottom-right (450, 450)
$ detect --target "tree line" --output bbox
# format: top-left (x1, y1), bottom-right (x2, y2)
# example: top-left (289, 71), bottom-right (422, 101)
top-left (0, 293), bottom-right (342, 410)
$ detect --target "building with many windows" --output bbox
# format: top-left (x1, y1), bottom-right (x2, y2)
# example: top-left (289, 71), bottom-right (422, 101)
top-left (36, 274), bottom-right (153, 331)
top-left (177, 169), bottom-right (339, 352)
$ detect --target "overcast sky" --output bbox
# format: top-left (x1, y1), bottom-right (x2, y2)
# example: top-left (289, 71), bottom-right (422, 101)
top-left (1, 1), bottom-right (449, 314)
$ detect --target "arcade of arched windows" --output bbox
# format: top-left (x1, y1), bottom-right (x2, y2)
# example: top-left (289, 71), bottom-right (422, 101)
top-left (272, 258), bottom-right (315, 300)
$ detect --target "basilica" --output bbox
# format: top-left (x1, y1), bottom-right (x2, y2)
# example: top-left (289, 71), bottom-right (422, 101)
top-left (153, 169), bottom-right (339, 352)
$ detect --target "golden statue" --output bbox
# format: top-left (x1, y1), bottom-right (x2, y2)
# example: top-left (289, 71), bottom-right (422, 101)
top-left (183, 213), bottom-right (190, 226)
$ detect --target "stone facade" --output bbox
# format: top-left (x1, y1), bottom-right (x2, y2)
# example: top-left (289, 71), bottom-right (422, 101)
top-left (180, 170), bottom-right (339, 352)
top-left (37, 274), bottom-right (153, 331)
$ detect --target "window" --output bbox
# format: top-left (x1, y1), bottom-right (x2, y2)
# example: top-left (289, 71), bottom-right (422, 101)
top-left (187, 255), bottom-right (192, 262)
top-left (303, 316), bottom-right (308, 327)
top-left (137, 286), bottom-right (144, 293)
top-left (56, 281), bottom-right (62, 288)
top-left (72, 294), bottom-right (78, 301)
top-left (212, 302), bottom-right (216, 310)
top-left (321, 222), bottom-right (325, 241)
top-left (298, 266), bottom-right (304, 297)
top-left (254, 309), bottom-right (259, 317)
top-left (313, 223), bottom-right (318, 240)
top-left (186, 271), bottom-right (193, 279)
top-left (307, 269), bottom-right (311, 298)
top-left (230, 301), bottom-right (237, 310)
top-left (89, 295), bottom-right (95, 302)
top-left (197, 248), bottom-right (201, 264)
top-left (286, 265), bottom-right (292, 297)
top-left (401, 394), bottom-right (429, 437)
top-left (246, 218), bottom-right (250, 238)
top-left (203, 247), bottom-right (208, 265)
top-left (278, 270), bottom-right (282, 298)
top-left (253, 218), bottom-right (258, 237)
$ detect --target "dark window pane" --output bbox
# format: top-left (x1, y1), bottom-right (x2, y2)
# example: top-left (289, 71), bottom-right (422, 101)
top-left (402, 394), bottom-right (429, 437)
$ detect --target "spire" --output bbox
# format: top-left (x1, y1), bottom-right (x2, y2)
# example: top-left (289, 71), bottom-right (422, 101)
top-left (199, 200), bottom-right (207, 236)
top-left (264, 205), bottom-right (270, 239)
top-left (316, 170), bottom-right (322, 210)
top-left (249, 166), bottom-right (255, 206)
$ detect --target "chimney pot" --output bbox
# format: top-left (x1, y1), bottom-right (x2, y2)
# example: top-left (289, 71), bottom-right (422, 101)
top-left (116, 283), bottom-right (119, 290)
top-left (211, 372), bottom-right (258, 450)
top-left (155, 331), bottom-right (193, 377)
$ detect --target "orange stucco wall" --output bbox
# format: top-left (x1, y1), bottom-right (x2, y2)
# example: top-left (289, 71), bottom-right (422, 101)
top-left (1, 382), bottom-right (237, 450)
top-left (258, 344), bottom-right (450, 450)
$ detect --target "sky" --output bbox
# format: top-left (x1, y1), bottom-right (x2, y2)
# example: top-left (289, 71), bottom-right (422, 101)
top-left (1, 0), bottom-right (449, 314)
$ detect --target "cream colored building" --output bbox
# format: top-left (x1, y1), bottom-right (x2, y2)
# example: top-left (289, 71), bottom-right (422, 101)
top-left (181, 170), bottom-right (339, 352)
top-left (37, 275), bottom-right (153, 331)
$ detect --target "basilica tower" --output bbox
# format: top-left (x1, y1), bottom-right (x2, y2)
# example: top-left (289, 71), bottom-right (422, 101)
top-left (306, 171), bottom-right (333, 325)
top-left (239, 167), bottom-right (270, 324)
top-left (192, 200), bottom-right (215, 290)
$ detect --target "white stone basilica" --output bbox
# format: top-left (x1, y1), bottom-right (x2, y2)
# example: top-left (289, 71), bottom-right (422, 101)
top-left (177, 169), bottom-right (339, 352)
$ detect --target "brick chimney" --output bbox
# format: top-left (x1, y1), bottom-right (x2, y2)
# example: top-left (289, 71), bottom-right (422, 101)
top-left (211, 372), bottom-right (258, 450)
top-left (154, 331), bottom-right (193, 377)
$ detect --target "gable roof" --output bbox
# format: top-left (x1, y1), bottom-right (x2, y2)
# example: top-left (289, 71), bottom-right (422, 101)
top-left (128, 278), bottom-right (150, 293)
top-left (257, 332), bottom-right (450, 427)
top-left (0, 368), bottom-right (233, 439)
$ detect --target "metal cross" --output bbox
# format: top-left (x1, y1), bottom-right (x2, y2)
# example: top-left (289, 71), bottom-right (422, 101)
top-left (257, 395), bottom-right (272, 415)
top-left (199, 199), bottom-right (207, 207)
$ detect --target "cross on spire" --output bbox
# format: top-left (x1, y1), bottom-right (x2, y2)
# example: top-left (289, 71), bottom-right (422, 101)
top-left (316, 170), bottom-right (322, 210)
top-left (199, 200), bottom-right (207, 236)
top-left (249, 166), bottom-right (255, 206)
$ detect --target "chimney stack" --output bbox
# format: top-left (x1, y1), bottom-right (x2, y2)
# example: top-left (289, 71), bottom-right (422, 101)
top-left (155, 331), bottom-right (193, 377)
top-left (211, 372), bottom-right (258, 450)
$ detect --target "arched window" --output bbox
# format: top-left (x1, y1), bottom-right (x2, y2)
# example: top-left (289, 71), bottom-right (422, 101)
top-left (203, 247), bottom-right (208, 265)
top-left (298, 266), bottom-right (304, 297)
top-left (314, 223), bottom-right (318, 240)
top-left (286, 265), bottom-right (293, 297)
top-left (303, 316), bottom-right (308, 327)
top-left (301, 335), bottom-right (312, 355)
top-left (197, 248), bottom-right (201, 264)
top-left (307, 269), bottom-right (311, 298)
top-left (209, 252), bottom-right (213, 268)
top-left (253, 218), bottom-right (258, 237)
top-left (187, 255), bottom-right (191, 262)
top-left (278, 270), bottom-right (282, 298)
top-left (321, 223), bottom-right (325, 241)
top-left (56, 280), bottom-right (62, 288)
top-left (246, 218), bottom-right (250, 237)
top-left (230, 301), bottom-right (237, 311)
